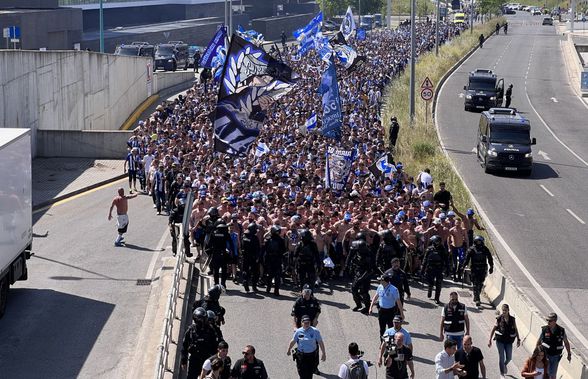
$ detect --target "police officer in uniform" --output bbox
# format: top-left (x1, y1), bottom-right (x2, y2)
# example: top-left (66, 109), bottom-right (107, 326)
top-left (181, 307), bottom-right (219, 379)
top-left (463, 235), bottom-right (494, 307)
top-left (422, 235), bottom-right (446, 305)
top-left (194, 284), bottom-right (226, 326)
top-left (537, 312), bottom-right (572, 379)
top-left (241, 223), bottom-right (261, 293)
top-left (207, 310), bottom-right (224, 343)
top-left (294, 229), bottom-right (320, 290)
top-left (292, 284), bottom-right (321, 328)
top-left (208, 221), bottom-right (234, 287)
top-left (376, 229), bottom-right (403, 273)
top-left (385, 257), bottom-right (411, 304)
top-left (369, 272), bottom-right (405, 339)
top-left (264, 225), bottom-right (286, 295)
top-left (286, 315), bottom-right (327, 379)
top-left (440, 292), bottom-right (470, 350)
top-left (346, 233), bottom-right (373, 314)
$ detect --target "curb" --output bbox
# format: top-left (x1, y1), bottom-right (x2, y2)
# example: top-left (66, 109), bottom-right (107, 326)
top-left (121, 95), bottom-right (159, 131)
top-left (432, 25), bottom-right (588, 378)
top-left (32, 174), bottom-right (126, 212)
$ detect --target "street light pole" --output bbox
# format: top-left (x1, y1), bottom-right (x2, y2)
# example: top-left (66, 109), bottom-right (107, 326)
top-left (229, 0), bottom-right (233, 36)
top-left (387, 0), bottom-right (392, 29)
top-left (435, 0), bottom-right (440, 55)
top-left (409, 0), bottom-right (416, 122)
top-left (470, 0), bottom-right (474, 33)
top-left (225, 0), bottom-right (228, 31)
top-left (99, 0), bottom-right (104, 53)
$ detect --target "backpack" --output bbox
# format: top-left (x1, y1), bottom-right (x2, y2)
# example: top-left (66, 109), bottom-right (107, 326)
top-left (344, 359), bottom-right (367, 379)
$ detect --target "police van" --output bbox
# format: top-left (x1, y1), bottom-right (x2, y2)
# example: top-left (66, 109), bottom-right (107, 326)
top-left (477, 108), bottom-right (537, 175)
top-left (464, 69), bottom-right (504, 111)
top-left (154, 41), bottom-right (189, 71)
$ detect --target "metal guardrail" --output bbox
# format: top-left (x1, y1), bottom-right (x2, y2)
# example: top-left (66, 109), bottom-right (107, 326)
top-left (154, 192), bottom-right (194, 379)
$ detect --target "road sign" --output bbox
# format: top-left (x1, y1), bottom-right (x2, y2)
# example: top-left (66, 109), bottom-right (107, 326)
top-left (8, 26), bottom-right (20, 39)
top-left (581, 71), bottom-right (588, 92)
top-left (2, 28), bottom-right (8, 38)
top-left (421, 87), bottom-right (434, 101)
top-left (421, 76), bottom-right (434, 89)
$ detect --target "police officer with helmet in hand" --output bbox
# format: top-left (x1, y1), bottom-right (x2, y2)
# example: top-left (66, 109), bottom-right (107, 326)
top-left (422, 235), bottom-right (446, 305)
top-left (294, 229), bottom-right (320, 290)
top-left (181, 307), bottom-right (219, 379)
top-left (264, 225), bottom-right (286, 295)
top-left (463, 235), bottom-right (493, 308)
top-left (346, 233), bottom-right (373, 314)
top-left (292, 284), bottom-right (321, 328)
top-left (286, 314), bottom-right (327, 379)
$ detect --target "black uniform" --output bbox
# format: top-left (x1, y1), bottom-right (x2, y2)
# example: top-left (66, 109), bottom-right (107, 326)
top-left (463, 244), bottom-right (493, 304)
top-left (264, 234), bottom-right (286, 295)
top-left (389, 118), bottom-right (400, 150)
top-left (181, 322), bottom-right (218, 379)
top-left (384, 267), bottom-right (411, 303)
top-left (294, 239), bottom-right (320, 290)
top-left (194, 292), bottom-right (226, 326)
top-left (347, 239), bottom-right (372, 311)
top-left (207, 222), bottom-right (234, 287)
top-left (422, 244), bottom-right (445, 302)
top-left (230, 357), bottom-right (268, 379)
top-left (291, 295), bottom-right (321, 328)
top-left (241, 230), bottom-right (261, 292)
top-left (505, 85), bottom-right (513, 107)
top-left (377, 231), bottom-right (403, 273)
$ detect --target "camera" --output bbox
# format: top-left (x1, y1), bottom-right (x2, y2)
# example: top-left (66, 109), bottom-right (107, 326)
top-left (357, 350), bottom-right (374, 367)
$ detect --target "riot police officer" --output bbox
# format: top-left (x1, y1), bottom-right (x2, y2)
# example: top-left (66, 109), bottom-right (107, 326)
top-left (291, 284), bottom-right (321, 328)
top-left (294, 229), bottom-right (320, 290)
top-left (208, 221), bottom-right (234, 287)
top-left (194, 284), bottom-right (226, 326)
top-left (463, 235), bottom-right (494, 307)
top-left (346, 233), bottom-right (372, 314)
top-left (376, 229), bottom-right (403, 273)
top-left (181, 307), bottom-right (218, 379)
top-left (207, 310), bottom-right (224, 343)
top-left (241, 223), bottom-right (261, 293)
top-left (422, 235), bottom-right (446, 305)
top-left (264, 225), bottom-right (286, 295)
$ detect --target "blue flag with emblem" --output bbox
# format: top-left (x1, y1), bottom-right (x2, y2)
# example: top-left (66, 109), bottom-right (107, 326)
top-left (325, 146), bottom-right (357, 193)
top-left (293, 12), bottom-right (323, 57)
top-left (318, 61), bottom-right (343, 140)
top-left (304, 113), bottom-right (317, 131)
top-left (200, 26), bottom-right (228, 68)
top-left (340, 6), bottom-right (356, 41)
top-left (356, 27), bottom-right (366, 41)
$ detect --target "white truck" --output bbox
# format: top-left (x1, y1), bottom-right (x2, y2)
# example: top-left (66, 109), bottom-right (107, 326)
top-left (0, 128), bottom-right (32, 318)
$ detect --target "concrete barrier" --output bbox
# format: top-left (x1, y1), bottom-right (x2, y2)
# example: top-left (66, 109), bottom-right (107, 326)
top-left (35, 130), bottom-right (132, 158)
top-left (153, 71), bottom-right (195, 94)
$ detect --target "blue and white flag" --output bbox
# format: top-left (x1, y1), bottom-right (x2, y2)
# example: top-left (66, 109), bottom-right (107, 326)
top-left (340, 6), bottom-right (356, 41)
top-left (255, 141), bottom-right (270, 157)
top-left (325, 146), bottom-right (356, 193)
top-left (236, 25), bottom-right (265, 45)
top-left (200, 26), bottom-right (228, 68)
top-left (293, 12), bottom-right (323, 41)
top-left (333, 44), bottom-right (357, 69)
top-left (318, 62), bottom-right (343, 140)
top-left (356, 27), bottom-right (366, 41)
top-left (369, 153), bottom-right (397, 178)
top-left (304, 113), bottom-right (317, 132)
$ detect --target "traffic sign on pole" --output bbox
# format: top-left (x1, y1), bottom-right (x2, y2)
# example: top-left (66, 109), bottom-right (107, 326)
top-left (421, 76), bottom-right (434, 89)
top-left (420, 87), bottom-right (434, 101)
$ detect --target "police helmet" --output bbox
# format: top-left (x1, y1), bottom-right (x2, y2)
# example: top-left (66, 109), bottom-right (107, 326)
top-left (302, 284), bottom-right (312, 294)
top-left (430, 235), bottom-right (441, 246)
top-left (193, 307), bottom-right (207, 321)
top-left (206, 310), bottom-right (216, 321)
top-left (247, 223), bottom-right (258, 234)
top-left (473, 235), bottom-right (485, 245)
top-left (300, 229), bottom-right (313, 243)
top-left (207, 206), bottom-right (219, 218)
top-left (215, 221), bottom-right (229, 230)
top-left (208, 284), bottom-right (224, 301)
top-left (379, 229), bottom-right (394, 244)
top-left (355, 232), bottom-right (367, 241)
top-left (270, 225), bottom-right (281, 236)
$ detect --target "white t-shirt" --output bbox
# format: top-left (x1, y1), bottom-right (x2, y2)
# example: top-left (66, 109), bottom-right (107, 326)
top-left (419, 171), bottom-right (433, 187)
top-left (338, 358), bottom-right (369, 379)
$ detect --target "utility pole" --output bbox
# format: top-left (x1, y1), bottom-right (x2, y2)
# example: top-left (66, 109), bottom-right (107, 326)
top-left (224, 0), bottom-right (228, 32)
top-left (359, 0), bottom-right (362, 25)
top-left (387, 0), bottom-right (392, 28)
top-left (570, 0), bottom-right (575, 32)
top-left (470, 0), bottom-right (474, 33)
top-left (409, 0), bottom-right (416, 122)
top-left (99, 0), bottom-right (104, 53)
top-left (229, 0), bottom-right (233, 35)
top-left (435, 0), bottom-right (440, 55)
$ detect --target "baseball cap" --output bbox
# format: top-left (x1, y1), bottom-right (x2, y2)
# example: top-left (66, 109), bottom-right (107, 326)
top-left (467, 208), bottom-right (475, 216)
top-left (546, 312), bottom-right (558, 321)
top-left (301, 315), bottom-right (311, 322)
top-left (384, 185), bottom-right (393, 192)
top-left (423, 200), bottom-right (431, 208)
top-left (393, 315), bottom-right (403, 322)
top-left (439, 212), bottom-right (447, 219)
top-left (344, 212), bottom-right (352, 221)
top-left (447, 211), bottom-right (456, 217)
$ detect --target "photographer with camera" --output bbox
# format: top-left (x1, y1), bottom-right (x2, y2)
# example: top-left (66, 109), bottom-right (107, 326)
top-left (338, 342), bottom-right (370, 379)
top-left (379, 332), bottom-right (414, 379)
top-left (379, 316), bottom-right (413, 366)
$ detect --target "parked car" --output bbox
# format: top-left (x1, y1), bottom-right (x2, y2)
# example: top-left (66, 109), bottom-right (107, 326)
top-left (542, 16), bottom-right (553, 25)
top-left (154, 41), bottom-right (188, 71)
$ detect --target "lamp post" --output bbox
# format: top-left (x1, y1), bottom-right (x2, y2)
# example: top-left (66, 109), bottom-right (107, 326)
top-left (436, 0), bottom-right (440, 55)
top-left (99, 0), bottom-right (104, 53)
top-left (409, 0), bottom-right (416, 122)
top-left (387, 0), bottom-right (392, 28)
top-left (229, 0), bottom-right (233, 36)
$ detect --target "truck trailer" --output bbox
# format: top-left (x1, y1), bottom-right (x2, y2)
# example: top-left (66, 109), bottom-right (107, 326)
top-left (0, 128), bottom-right (32, 318)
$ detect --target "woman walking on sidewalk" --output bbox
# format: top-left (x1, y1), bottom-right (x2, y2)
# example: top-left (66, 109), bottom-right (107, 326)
top-left (488, 303), bottom-right (521, 378)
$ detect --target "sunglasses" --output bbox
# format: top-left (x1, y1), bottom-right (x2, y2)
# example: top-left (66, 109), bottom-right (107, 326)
top-left (242, 351), bottom-right (251, 356)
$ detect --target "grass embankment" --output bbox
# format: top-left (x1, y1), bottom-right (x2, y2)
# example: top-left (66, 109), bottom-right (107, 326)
top-left (382, 19), bottom-right (504, 245)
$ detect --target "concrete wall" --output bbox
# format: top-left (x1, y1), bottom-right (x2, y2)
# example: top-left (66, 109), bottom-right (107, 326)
top-left (35, 130), bottom-right (132, 158)
top-left (153, 71), bottom-right (194, 94)
top-left (252, 13), bottom-right (316, 41)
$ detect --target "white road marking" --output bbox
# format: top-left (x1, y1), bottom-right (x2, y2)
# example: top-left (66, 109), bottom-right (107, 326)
top-left (145, 229), bottom-right (168, 280)
top-left (539, 184), bottom-right (554, 197)
top-left (550, 97), bottom-right (558, 103)
top-left (537, 150), bottom-right (551, 160)
top-left (566, 209), bottom-right (586, 225)
top-left (435, 42), bottom-right (588, 350)
top-left (458, 93), bottom-right (464, 98)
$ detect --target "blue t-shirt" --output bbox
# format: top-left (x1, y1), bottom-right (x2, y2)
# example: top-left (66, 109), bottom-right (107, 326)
top-left (293, 326), bottom-right (322, 353)
top-left (377, 283), bottom-right (400, 309)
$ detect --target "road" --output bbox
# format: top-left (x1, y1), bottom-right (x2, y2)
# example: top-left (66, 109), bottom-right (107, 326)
top-left (0, 183), bottom-right (172, 378)
top-left (436, 11), bottom-right (588, 358)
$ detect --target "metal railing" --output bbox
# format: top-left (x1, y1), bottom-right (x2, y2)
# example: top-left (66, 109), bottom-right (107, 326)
top-left (154, 191), bottom-right (194, 379)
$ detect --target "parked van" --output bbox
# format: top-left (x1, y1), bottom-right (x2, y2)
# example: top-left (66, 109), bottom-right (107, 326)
top-left (154, 41), bottom-right (188, 71)
top-left (477, 108), bottom-right (536, 175)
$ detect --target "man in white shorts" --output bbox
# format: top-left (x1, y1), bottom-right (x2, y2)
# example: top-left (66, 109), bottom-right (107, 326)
top-left (108, 187), bottom-right (138, 246)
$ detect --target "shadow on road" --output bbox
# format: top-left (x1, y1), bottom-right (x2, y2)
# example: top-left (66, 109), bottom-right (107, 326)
top-left (488, 162), bottom-right (559, 180)
top-left (35, 254), bottom-right (137, 282)
top-left (0, 288), bottom-right (114, 378)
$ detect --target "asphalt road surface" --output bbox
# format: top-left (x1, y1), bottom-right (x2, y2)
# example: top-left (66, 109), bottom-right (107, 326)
top-left (0, 182), bottom-right (172, 378)
top-left (436, 11), bottom-right (588, 358)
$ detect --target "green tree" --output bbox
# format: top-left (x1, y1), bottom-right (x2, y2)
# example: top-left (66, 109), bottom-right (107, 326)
top-left (417, 0), bottom-right (432, 18)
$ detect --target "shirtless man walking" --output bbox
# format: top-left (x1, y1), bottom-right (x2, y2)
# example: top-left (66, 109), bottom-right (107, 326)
top-left (108, 187), bottom-right (138, 246)
top-left (448, 218), bottom-right (468, 281)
